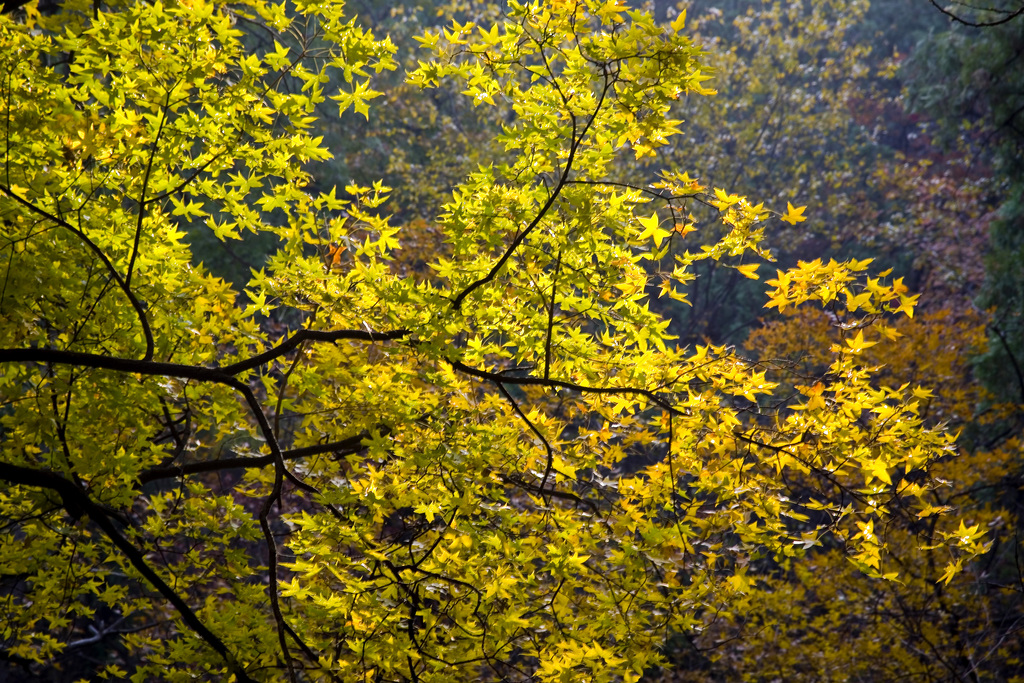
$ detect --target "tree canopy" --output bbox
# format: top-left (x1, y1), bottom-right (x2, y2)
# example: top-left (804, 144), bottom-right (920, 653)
top-left (0, 0), bottom-right (1006, 681)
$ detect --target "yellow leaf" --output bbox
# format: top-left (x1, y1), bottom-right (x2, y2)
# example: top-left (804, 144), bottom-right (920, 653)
top-left (805, 382), bottom-right (826, 411)
top-left (636, 212), bottom-right (672, 248)
top-left (938, 558), bottom-right (964, 585)
top-left (595, 0), bottom-right (626, 22)
top-left (673, 222), bottom-right (695, 237)
top-left (553, 456), bottom-right (578, 481)
top-left (893, 293), bottom-right (919, 318)
top-left (845, 330), bottom-right (877, 353)
top-left (414, 501), bottom-right (442, 522)
top-left (712, 187), bottom-right (740, 209)
top-left (916, 504), bottom-right (954, 518)
top-left (734, 263), bottom-right (760, 280)
top-left (844, 289), bottom-right (873, 313)
top-left (670, 8), bottom-right (688, 33)
top-left (780, 202), bottom-right (807, 225)
top-left (865, 459), bottom-right (892, 485)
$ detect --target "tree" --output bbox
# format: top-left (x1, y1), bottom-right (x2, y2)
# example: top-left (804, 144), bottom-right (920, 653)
top-left (0, 1), bottom-right (981, 680)
top-left (668, 306), bottom-right (1024, 682)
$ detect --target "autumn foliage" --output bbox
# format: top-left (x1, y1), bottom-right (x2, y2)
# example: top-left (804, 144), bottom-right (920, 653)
top-left (0, 0), bottom-right (1017, 682)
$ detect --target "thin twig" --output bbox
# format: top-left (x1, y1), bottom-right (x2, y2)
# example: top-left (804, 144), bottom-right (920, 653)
top-left (928, 0), bottom-right (1024, 26)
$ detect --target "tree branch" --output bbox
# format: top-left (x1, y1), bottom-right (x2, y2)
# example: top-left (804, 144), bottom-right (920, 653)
top-left (0, 325), bottom-right (408, 381)
top-left (219, 327), bottom-right (409, 375)
top-left (450, 73), bottom-right (610, 310)
top-left (928, 0), bottom-right (1024, 26)
top-left (0, 462), bottom-right (257, 682)
top-left (137, 432), bottom-right (373, 485)
top-left (126, 89), bottom-right (171, 289)
top-left (0, 182), bottom-right (156, 360)
top-left (987, 322), bottom-right (1024, 404)
top-left (544, 251), bottom-right (561, 381)
top-left (445, 356), bottom-right (682, 415)
top-left (495, 382), bottom-right (557, 501)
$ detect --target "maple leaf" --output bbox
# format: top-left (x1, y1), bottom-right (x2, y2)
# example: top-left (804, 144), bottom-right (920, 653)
top-left (780, 202), bottom-right (808, 225)
top-left (846, 329), bottom-right (878, 353)
top-left (734, 263), bottom-right (760, 280)
top-left (866, 459), bottom-right (892, 485)
top-left (595, 0), bottom-right (627, 22)
top-left (636, 212), bottom-right (672, 248)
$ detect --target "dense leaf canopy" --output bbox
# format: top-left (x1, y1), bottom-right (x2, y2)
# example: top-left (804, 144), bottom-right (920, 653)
top-left (0, 1), bottom-right (1007, 681)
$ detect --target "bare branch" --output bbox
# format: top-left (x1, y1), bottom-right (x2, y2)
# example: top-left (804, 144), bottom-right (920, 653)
top-left (126, 89), bottom-right (172, 289)
top-left (928, 0), bottom-right (1024, 26)
top-left (987, 322), bottom-right (1024, 403)
top-left (219, 327), bottom-right (410, 375)
top-left (544, 251), bottom-right (562, 381)
top-left (138, 432), bottom-right (373, 485)
top-left (496, 382), bottom-right (557, 502)
top-left (445, 356), bottom-right (683, 415)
